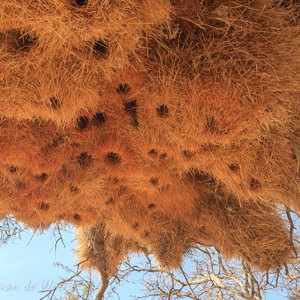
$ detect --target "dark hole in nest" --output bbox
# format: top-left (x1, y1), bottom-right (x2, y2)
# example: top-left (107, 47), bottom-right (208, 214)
top-left (148, 203), bottom-right (155, 209)
top-left (78, 152), bottom-right (92, 167)
top-left (76, 116), bottom-right (89, 130)
top-left (8, 166), bottom-right (17, 173)
top-left (36, 173), bottom-right (48, 181)
top-left (70, 185), bottom-right (79, 193)
top-left (157, 104), bottom-right (169, 117)
top-left (202, 143), bottom-right (220, 151)
top-left (124, 99), bottom-right (139, 127)
top-left (105, 197), bottom-right (114, 205)
top-left (49, 96), bottom-right (61, 109)
top-left (131, 118), bottom-right (139, 128)
top-left (73, 214), bottom-right (81, 221)
top-left (14, 32), bottom-right (35, 51)
top-left (93, 112), bottom-right (106, 124)
top-left (111, 176), bottom-right (119, 184)
top-left (250, 178), bottom-right (261, 190)
top-left (143, 231), bottom-right (150, 238)
top-left (148, 149), bottom-right (158, 156)
top-left (52, 136), bottom-right (64, 147)
top-left (228, 163), bottom-right (240, 172)
top-left (195, 171), bottom-right (214, 183)
top-left (150, 177), bottom-right (159, 185)
top-left (119, 185), bottom-right (127, 194)
top-left (117, 83), bottom-right (130, 94)
top-left (42, 135), bottom-right (64, 153)
top-left (74, 0), bottom-right (88, 6)
top-left (187, 169), bottom-right (215, 186)
top-left (124, 100), bottom-right (137, 115)
top-left (57, 213), bottom-right (66, 220)
top-left (38, 202), bottom-right (50, 210)
top-left (132, 222), bottom-right (139, 229)
top-left (183, 150), bottom-right (195, 159)
top-left (93, 40), bottom-right (108, 54)
top-left (205, 116), bottom-right (216, 131)
top-left (159, 153), bottom-right (167, 160)
top-left (106, 152), bottom-right (121, 164)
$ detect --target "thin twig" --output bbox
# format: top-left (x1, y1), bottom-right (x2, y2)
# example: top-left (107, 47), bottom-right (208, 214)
top-left (179, 265), bottom-right (198, 300)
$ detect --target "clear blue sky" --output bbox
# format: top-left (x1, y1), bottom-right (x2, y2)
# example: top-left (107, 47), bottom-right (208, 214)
top-left (0, 226), bottom-right (76, 300)
top-left (0, 225), bottom-right (140, 300)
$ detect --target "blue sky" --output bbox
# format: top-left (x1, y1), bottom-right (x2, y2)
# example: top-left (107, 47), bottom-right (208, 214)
top-left (0, 226), bottom-right (76, 300)
top-left (0, 225), bottom-right (139, 300)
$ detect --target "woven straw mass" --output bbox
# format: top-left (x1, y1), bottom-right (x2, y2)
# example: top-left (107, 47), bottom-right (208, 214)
top-left (0, 0), bottom-right (299, 276)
